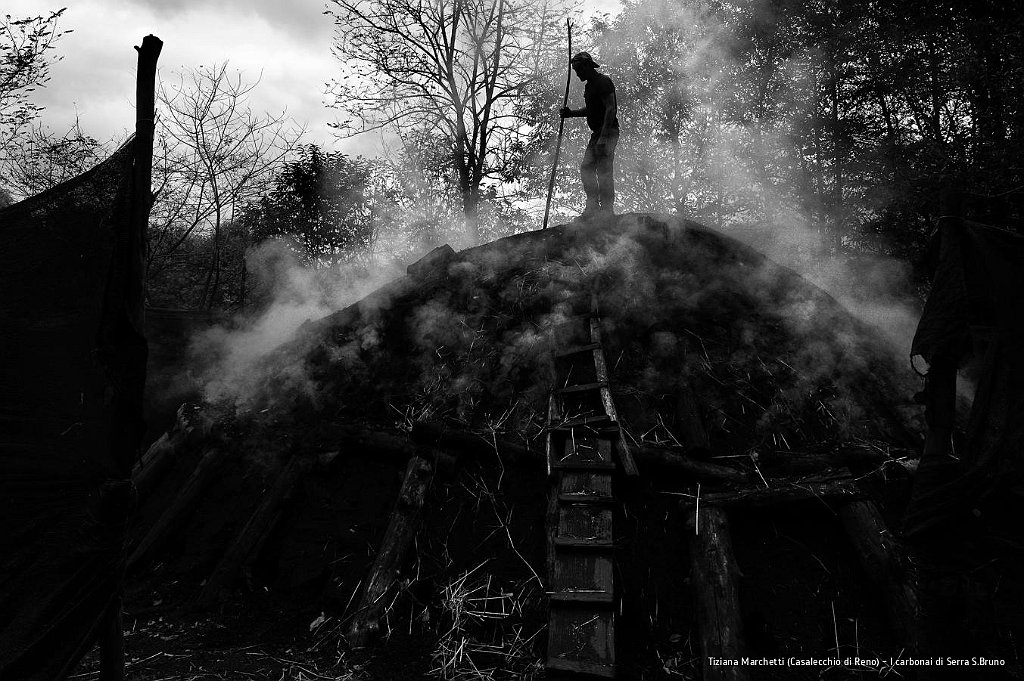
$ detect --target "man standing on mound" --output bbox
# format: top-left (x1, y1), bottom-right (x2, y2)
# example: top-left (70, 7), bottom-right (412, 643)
top-left (560, 51), bottom-right (619, 221)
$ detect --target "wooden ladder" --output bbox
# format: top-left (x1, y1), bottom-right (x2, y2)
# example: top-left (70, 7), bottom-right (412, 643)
top-left (544, 295), bottom-right (638, 679)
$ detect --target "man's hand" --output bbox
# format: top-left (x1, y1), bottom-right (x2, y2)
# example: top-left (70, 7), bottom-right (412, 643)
top-left (595, 136), bottom-right (609, 155)
top-left (559, 107), bottom-right (572, 118)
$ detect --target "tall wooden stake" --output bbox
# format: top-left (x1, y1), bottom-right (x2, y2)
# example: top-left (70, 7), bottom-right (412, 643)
top-left (130, 34), bottom-right (162, 331)
top-left (542, 20), bottom-right (572, 230)
top-left (99, 34), bottom-right (162, 681)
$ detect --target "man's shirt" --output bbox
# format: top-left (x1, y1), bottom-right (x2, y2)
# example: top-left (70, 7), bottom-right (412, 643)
top-left (583, 72), bottom-right (619, 133)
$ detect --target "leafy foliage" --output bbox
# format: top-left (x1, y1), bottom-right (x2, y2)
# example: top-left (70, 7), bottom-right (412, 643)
top-left (325, 0), bottom-right (570, 233)
top-left (0, 8), bottom-right (72, 191)
top-left (592, 0), bottom-right (1024, 269)
top-left (242, 145), bottom-right (381, 267)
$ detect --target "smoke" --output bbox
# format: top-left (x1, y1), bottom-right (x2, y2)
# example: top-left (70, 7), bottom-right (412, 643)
top-left (583, 0), bottom-right (923, 362)
top-left (189, 238), bottom-right (404, 411)
top-left (183, 0), bottom-right (924, 427)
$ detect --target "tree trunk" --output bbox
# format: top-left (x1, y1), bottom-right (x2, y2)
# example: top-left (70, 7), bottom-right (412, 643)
top-left (875, 84), bottom-right (897, 180)
top-left (830, 68), bottom-right (843, 253)
top-left (453, 115), bottom-right (479, 240)
top-left (927, 40), bottom-right (944, 144)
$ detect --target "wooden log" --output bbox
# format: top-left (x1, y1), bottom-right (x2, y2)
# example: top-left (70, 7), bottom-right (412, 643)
top-left (320, 423), bottom-right (456, 471)
top-left (194, 453), bottom-right (313, 609)
top-left (414, 420), bottom-right (738, 482)
top-left (347, 456), bottom-right (434, 647)
top-left (681, 473), bottom-right (861, 510)
top-left (838, 500), bottom-right (924, 652)
top-left (689, 505), bottom-right (748, 681)
top-left (635, 446), bottom-right (746, 483)
top-left (127, 447), bottom-right (226, 570)
top-left (757, 447), bottom-right (889, 476)
top-left (411, 420), bottom-right (536, 465)
top-left (133, 405), bottom-right (214, 499)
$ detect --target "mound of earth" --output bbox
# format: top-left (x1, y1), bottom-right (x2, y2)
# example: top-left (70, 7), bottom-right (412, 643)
top-left (215, 213), bottom-right (921, 451)
top-left (123, 215), bottom-right (937, 680)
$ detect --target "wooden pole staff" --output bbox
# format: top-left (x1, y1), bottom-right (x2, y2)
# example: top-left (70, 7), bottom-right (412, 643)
top-left (100, 34), bottom-right (162, 681)
top-left (542, 20), bottom-right (572, 230)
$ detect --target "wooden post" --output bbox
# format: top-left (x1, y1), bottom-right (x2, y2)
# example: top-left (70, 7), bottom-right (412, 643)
top-left (347, 456), bottom-right (434, 647)
top-left (101, 35), bottom-right (162, 681)
top-left (195, 454), bottom-right (313, 609)
top-left (132, 34), bottom-right (162, 251)
top-left (689, 505), bottom-right (748, 681)
top-left (98, 600), bottom-right (124, 681)
top-left (124, 33), bottom-right (162, 375)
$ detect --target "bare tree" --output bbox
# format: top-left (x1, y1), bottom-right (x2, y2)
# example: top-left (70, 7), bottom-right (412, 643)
top-left (149, 62), bottom-right (304, 309)
top-left (325, 0), bottom-right (562, 237)
top-left (0, 8), bottom-right (71, 185)
top-left (0, 119), bottom-right (104, 198)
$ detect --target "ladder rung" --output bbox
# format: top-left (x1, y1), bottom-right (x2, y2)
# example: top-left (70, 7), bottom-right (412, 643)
top-left (554, 342), bottom-right (601, 358)
top-left (548, 590), bottom-right (615, 604)
top-left (552, 459), bottom-right (616, 471)
top-left (551, 313), bottom-right (597, 332)
top-left (556, 381), bottom-right (607, 394)
top-left (547, 417), bottom-right (617, 432)
top-left (559, 493), bottom-right (616, 504)
top-left (554, 537), bottom-right (615, 549)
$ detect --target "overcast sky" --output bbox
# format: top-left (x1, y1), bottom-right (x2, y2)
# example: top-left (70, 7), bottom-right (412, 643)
top-left (10, 0), bottom-right (621, 158)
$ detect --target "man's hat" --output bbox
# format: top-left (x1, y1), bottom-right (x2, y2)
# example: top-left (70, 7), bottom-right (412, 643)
top-left (571, 51), bottom-right (599, 68)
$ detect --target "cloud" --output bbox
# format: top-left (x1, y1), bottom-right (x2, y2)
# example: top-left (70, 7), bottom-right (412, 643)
top-left (5, 0), bottom-right (373, 154)
top-left (119, 0), bottom-right (331, 42)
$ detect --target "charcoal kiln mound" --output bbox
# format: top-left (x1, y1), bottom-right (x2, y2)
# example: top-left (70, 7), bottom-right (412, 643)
top-left (125, 214), bottom-right (962, 679)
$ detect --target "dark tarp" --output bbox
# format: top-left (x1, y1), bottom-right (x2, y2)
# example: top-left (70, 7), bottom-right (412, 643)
top-left (0, 138), bottom-right (147, 680)
top-left (911, 216), bottom-right (1024, 365)
top-left (905, 217), bottom-right (1024, 538)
